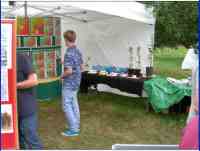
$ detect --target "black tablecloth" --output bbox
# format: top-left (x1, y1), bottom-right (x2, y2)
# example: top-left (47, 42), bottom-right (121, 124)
top-left (80, 72), bottom-right (147, 96)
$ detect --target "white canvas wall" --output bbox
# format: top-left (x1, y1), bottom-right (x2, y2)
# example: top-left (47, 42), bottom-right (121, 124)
top-left (61, 16), bottom-right (154, 74)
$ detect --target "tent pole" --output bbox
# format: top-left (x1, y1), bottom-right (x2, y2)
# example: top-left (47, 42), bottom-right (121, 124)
top-left (24, 1), bottom-right (27, 17)
top-left (24, 1), bottom-right (29, 34)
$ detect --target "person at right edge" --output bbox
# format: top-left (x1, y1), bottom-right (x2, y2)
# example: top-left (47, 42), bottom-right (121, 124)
top-left (17, 53), bottom-right (43, 149)
top-left (185, 43), bottom-right (199, 124)
top-left (179, 44), bottom-right (199, 149)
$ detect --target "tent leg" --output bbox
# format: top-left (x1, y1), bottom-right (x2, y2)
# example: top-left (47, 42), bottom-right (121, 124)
top-left (145, 101), bottom-right (150, 112)
top-left (24, 1), bottom-right (28, 17)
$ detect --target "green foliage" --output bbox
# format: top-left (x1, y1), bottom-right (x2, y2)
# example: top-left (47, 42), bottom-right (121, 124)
top-left (142, 1), bottom-right (198, 47)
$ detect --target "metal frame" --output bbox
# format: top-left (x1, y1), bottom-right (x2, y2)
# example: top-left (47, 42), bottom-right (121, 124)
top-left (2, 2), bottom-right (114, 23)
top-left (31, 6), bottom-right (61, 17)
top-left (28, 5), bottom-right (87, 22)
top-left (2, 2), bottom-right (88, 22)
top-left (112, 144), bottom-right (179, 150)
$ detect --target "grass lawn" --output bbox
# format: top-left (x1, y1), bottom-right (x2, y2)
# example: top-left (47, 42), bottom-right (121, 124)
top-left (38, 47), bottom-right (190, 149)
top-left (154, 47), bottom-right (191, 78)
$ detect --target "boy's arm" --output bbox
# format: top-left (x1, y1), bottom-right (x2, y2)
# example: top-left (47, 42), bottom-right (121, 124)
top-left (61, 67), bottom-right (73, 79)
top-left (80, 52), bottom-right (84, 72)
top-left (80, 64), bottom-right (84, 72)
top-left (61, 52), bottom-right (73, 79)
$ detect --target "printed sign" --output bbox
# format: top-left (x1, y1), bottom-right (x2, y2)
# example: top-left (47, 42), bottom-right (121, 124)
top-left (1, 19), bottom-right (19, 149)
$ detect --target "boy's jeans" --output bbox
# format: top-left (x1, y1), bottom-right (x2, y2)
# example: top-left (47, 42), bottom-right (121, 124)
top-left (62, 88), bottom-right (80, 132)
top-left (19, 113), bottom-right (43, 149)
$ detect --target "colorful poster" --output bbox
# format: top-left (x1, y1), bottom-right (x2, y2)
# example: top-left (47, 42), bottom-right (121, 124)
top-left (23, 37), bottom-right (36, 47)
top-left (1, 104), bottom-right (14, 134)
top-left (30, 17), bottom-right (44, 35)
top-left (17, 17), bottom-right (29, 35)
top-left (44, 17), bottom-right (54, 36)
top-left (46, 51), bottom-right (56, 78)
top-left (40, 36), bottom-right (51, 46)
top-left (32, 52), bottom-right (45, 79)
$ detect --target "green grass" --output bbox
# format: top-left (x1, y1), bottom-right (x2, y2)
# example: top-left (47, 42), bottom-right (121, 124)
top-left (154, 47), bottom-right (191, 78)
top-left (38, 93), bottom-right (186, 149)
top-left (38, 47), bottom-right (190, 149)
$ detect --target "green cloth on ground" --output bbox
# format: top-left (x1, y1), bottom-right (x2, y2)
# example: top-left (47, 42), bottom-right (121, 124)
top-left (144, 76), bottom-right (191, 112)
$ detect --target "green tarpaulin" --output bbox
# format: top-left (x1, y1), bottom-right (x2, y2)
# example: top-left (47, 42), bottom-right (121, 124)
top-left (144, 76), bottom-right (191, 112)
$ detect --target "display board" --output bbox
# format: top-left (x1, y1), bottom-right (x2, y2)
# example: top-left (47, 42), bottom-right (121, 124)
top-left (1, 19), bottom-right (19, 149)
top-left (17, 17), bottom-right (61, 80)
top-left (16, 17), bottom-right (62, 100)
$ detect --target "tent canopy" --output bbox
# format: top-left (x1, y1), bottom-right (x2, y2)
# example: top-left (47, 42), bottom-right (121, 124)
top-left (2, 1), bottom-right (155, 74)
top-left (2, 1), bottom-right (155, 24)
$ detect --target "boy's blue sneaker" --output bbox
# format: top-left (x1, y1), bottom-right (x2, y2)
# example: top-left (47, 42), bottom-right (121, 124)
top-left (61, 130), bottom-right (80, 137)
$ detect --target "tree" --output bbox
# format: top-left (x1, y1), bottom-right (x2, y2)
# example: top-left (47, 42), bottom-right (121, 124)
top-left (142, 1), bottom-right (198, 48)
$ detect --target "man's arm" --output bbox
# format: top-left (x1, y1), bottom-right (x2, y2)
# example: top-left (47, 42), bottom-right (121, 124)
top-left (17, 54), bottom-right (38, 89)
top-left (17, 73), bottom-right (38, 89)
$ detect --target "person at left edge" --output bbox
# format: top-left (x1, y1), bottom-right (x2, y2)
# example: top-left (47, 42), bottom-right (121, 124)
top-left (17, 53), bottom-right (43, 149)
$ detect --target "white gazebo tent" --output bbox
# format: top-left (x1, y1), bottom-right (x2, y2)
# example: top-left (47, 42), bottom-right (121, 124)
top-left (2, 1), bottom-right (155, 71)
top-left (2, 1), bottom-right (155, 96)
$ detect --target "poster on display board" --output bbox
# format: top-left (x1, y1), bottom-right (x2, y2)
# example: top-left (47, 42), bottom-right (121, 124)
top-left (46, 51), bottom-right (57, 78)
top-left (32, 52), bottom-right (46, 79)
top-left (1, 104), bottom-right (14, 133)
top-left (30, 17), bottom-right (44, 35)
top-left (17, 17), bottom-right (29, 35)
top-left (1, 19), bottom-right (19, 149)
